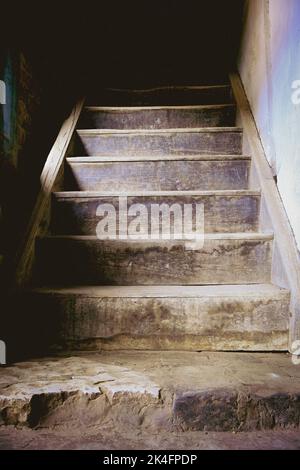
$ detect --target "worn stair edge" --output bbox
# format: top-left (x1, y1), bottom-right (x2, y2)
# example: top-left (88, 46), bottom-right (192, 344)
top-left (102, 84), bottom-right (232, 92)
top-left (53, 189), bottom-right (261, 198)
top-left (29, 284), bottom-right (284, 298)
top-left (66, 155), bottom-right (251, 163)
top-left (42, 232), bottom-right (274, 241)
top-left (84, 104), bottom-right (236, 112)
top-left (76, 127), bottom-right (243, 135)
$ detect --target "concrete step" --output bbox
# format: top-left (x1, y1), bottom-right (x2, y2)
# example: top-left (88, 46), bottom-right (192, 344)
top-left (65, 155), bottom-right (250, 192)
top-left (79, 104), bottom-right (236, 129)
top-left (2, 351), bottom-right (299, 432)
top-left (75, 128), bottom-right (243, 157)
top-left (85, 84), bottom-right (234, 106)
top-left (22, 284), bottom-right (290, 352)
top-left (52, 190), bottom-right (260, 235)
top-left (35, 233), bottom-right (273, 286)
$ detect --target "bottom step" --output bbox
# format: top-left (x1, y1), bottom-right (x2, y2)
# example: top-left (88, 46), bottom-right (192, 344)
top-left (1, 351), bottom-right (300, 432)
top-left (22, 284), bottom-right (290, 351)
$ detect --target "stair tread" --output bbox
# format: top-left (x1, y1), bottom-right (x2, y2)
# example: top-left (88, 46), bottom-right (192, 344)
top-left (41, 232), bottom-right (273, 242)
top-left (84, 104), bottom-right (236, 112)
top-left (101, 84), bottom-right (232, 92)
top-left (29, 283), bottom-right (289, 298)
top-left (53, 189), bottom-right (260, 198)
top-left (66, 155), bottom-right (251, 163)
top-left (77, 127), bottom-right (242, 135)
top-left (80, 104), bottom-right (237, 129)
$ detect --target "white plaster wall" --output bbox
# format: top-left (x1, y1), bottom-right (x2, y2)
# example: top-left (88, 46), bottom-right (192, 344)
top-left (239, 0), bottom-right (300, 249)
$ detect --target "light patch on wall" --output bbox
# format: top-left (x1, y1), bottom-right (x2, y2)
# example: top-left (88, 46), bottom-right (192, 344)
top-left (239, 0), bottom-right (300, 250)
top-left (0, 80), bottom-right (6, 105)
top-left (0, 340), bottom-right (6, 365)
top-left (291, 80), bottom-right (300, 105)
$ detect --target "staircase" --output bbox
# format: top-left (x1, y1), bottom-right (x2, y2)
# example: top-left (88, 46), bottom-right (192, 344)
top-left (25, 83), bottom-right (290, 352)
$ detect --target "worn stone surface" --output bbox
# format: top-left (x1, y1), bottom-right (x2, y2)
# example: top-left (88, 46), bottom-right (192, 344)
top-left (79, 104), bottom-right (236, 129)
top-left (36, 234), bottom-right (273, 285)
top-left (76, 128), bottom-right (243, 157)
top-left (21, 284), bottom-right (289, 351)
top-left (52, 191), bottom-right (260, 235)
top-left (1, 352), bottom-right (300, 434)
top-left (1, 426), bottom-right (300, 450)
top-left (66, 157), bottom-right (250, 191)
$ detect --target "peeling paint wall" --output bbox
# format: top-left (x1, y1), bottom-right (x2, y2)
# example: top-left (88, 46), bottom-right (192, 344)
top-left (238, 0), bottom-right (300, 249)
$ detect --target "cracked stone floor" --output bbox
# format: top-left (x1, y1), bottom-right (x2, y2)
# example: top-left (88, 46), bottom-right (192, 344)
top-left (0, 351), bottom-right (300, 449)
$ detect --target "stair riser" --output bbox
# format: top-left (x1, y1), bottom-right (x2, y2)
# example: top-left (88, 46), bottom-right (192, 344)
top-left (22, 292), bottom-right (289, 351)
top-left (79, 106), bottom-right (236, 129)
top-left (66, 160), bottom-right (250, 191)
top-left (52, 194), bottom-right (260, 235)
top-left (76, 130), bottom-right (243, 156)
top-left (86, 86), bottom-right (234, 106)
top-left (36, 238), bottom-right (272, 286)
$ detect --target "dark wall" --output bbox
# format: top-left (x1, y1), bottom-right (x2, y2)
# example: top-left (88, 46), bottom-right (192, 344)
top-left (0, 0), bottom-right (244, 270)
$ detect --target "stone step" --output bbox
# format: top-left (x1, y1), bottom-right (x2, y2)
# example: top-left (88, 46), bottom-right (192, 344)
top-left (85, 84), bottom-right (234, 106)
top-left (75, 127), bottom-right (243, 156)
top-left (52, 190), bottom-right (260, 235)
top-left (35, 233), bottom-right (273, 286)
top-left (65, 155), bottom-right (250, 191)
top-left (79, 104), bottom-right (236, 129)
top-left (2, 351), bottom-right (299, 432)
top-left (22, 284), bottom-right (289, 352)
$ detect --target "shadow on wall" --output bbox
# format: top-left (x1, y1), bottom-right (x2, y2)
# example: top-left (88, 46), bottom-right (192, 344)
top-left (0, 48), bottom-right (81, 276)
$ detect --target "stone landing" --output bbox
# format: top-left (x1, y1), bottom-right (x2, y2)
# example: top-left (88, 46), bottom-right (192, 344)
top-left (1, 352), bottom-right (300, 433)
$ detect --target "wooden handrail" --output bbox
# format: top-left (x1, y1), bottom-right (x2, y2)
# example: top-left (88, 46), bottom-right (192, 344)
top-left (14, 98), bottom-right (85, 287)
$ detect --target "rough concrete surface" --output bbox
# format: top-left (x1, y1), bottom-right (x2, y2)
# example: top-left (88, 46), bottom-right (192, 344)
top-left (1, 425), bottom-right (300, 450)
top-left (1, 351), bottom-right (300, 449)
top-left (66, 158), bottom-right (250, 192)
top-left (23, 284), bottom-right (290, 352)
top-left (79, 104), bottom-right (236, 129)
top-left (36, 235), bottom-right (273, 286)
top-left (76, 128), bottom-right (243, 157)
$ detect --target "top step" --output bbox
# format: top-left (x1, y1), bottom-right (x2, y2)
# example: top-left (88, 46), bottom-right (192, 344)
top-left (79, 104), bottom-right (236, 129)
top-left (85, 85), bottom-right (234, 106)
